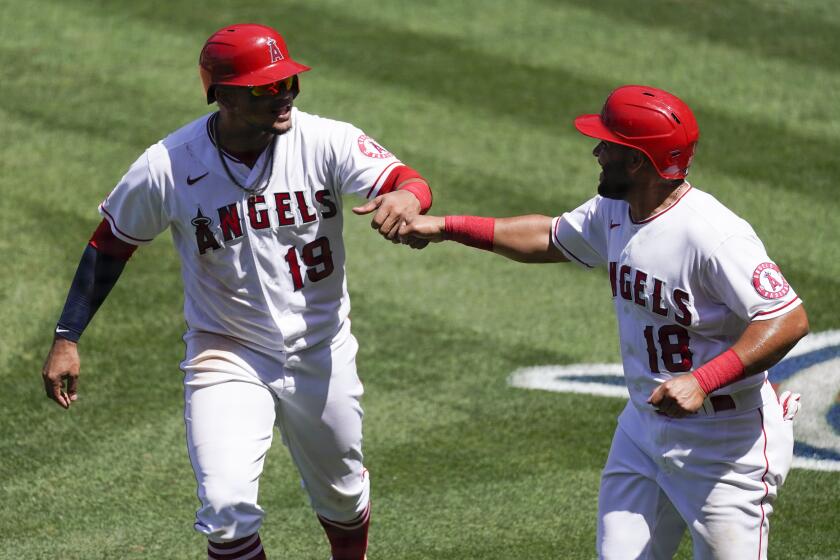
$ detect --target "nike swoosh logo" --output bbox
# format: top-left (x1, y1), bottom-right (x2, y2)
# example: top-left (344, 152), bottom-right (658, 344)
top-left (186, 172), bottom-right (209, 185)
top-left (56, 327), bottom-right (70, 333)
top-left (610, 222), bottom-right (621, 229)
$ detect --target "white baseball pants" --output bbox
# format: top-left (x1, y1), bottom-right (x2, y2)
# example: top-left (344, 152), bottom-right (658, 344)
top-left (597, 382), bottom-right (793, 560)
top-left (180, 321), bottom-right (369, 542)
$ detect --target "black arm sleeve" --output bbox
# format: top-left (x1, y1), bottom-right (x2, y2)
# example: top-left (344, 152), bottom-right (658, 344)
top-left (55, 243), bottom-right (128, 342)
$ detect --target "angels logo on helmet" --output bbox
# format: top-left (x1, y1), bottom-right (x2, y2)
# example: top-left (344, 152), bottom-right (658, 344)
top-left (266, 38), bottom-right (284, 63)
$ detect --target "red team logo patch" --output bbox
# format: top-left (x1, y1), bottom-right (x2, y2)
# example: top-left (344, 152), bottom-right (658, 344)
top-left (752, 262), bottom-right (790, 299)
top-left (357, 135), bottom-right (392, 159)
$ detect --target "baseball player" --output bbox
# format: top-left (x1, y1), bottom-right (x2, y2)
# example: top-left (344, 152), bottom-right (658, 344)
top-left (40, 23), bottom-right (433, 560)
top-left (399, 85), bottom-right (809, 559)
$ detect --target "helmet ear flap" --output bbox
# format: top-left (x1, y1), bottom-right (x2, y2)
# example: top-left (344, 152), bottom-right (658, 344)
top-left (200, 65), bottom-right (216, 104)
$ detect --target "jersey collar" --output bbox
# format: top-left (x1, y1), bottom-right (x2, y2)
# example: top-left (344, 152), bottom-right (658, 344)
top-left (630, 182), bottom-right (692, 225)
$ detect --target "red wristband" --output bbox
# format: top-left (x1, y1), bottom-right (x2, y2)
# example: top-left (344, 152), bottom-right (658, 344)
top-left (691, 349), bottom-right (745, 395)
top-left (398, 181), bottom-right (433, 214)
top-left (444, 216), bottom-right (495, 251)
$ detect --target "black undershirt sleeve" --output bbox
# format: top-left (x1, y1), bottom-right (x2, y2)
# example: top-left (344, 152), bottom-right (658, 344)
top-left (55, 243), bottom-right (128, 342)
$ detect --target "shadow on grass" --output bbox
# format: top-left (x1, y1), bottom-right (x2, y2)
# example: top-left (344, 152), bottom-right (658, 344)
top-left (543, 0), bottom-right (840, 73)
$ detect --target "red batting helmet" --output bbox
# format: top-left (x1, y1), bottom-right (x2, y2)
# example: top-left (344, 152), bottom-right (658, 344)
top-left (199, 23), bottom-right (311, 104)
top-left (574, 85), bottom-right (700, 179)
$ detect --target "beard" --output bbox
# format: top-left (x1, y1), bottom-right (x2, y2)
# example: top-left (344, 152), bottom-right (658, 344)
top-left (266, 123), bottom-right (292, 136)
top-left (597, 161), bottom-right (633, 200)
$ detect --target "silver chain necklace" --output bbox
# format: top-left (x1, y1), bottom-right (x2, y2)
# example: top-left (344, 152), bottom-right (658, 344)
top-left (210, 112), bottom-right (275, 196)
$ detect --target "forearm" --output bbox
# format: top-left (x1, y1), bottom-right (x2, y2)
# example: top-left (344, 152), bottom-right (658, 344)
top-left (692, 305), bottom-right (809, 394)
top-left (732, 305), bottom-right (809, 376)
top-left (493, 215), bottom-right (565, 263)
top-left (56, 243), bottom-right (128, 342)
top-left (444, 215), bottom-right (567, 263)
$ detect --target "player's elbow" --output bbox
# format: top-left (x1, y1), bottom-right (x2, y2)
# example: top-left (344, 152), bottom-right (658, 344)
top-left (790, 305), bottom-right (810, 342)
top-left (776, 305), bottom-right (810, 356)
top-left (495, 243), bottom-right (559, 264)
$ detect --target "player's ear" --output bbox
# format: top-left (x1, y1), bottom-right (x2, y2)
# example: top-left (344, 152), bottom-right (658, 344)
top-left (626, 148), bottom-right (648, 175)
top-left (214, 86), bottom-right (237, 111)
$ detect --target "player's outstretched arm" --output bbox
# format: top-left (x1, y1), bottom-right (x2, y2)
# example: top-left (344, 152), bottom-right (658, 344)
top-left (399, 214), bottom-right (569, 263)
top-left (648, 305), bottom-right (809, 418)
top-left (42, 221), bottom-right (136, 409)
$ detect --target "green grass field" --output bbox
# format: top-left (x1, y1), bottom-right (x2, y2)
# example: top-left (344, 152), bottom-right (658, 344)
top-left (2, 1), bottom-right (840, 558)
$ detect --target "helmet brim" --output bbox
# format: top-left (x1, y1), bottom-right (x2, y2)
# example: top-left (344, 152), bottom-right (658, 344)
top-left (221, 59), bottom-right (311, 87)
top-left (574, 114), bottom-right (628, 146)
top-left (205, 59), bottom-right (312, 103)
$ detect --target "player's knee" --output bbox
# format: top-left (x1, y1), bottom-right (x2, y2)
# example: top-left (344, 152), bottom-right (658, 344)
top-left (196, 501), bottom-right (264, 541)
top-left (598, 511), bottom-right (652, 560)
top-left (197, 480), bottom-right (264, 540)
top-left (310, 469), bottom-right (370, 523)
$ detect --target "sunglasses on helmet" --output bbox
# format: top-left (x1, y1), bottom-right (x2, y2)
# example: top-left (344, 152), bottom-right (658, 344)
top-left (250, 75), bottom-right (297, 97)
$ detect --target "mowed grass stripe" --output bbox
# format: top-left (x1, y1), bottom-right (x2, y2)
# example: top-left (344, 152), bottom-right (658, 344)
top-left (369, 471), bottom-right (600, 559)
top-left (274, 0), bottom-right (840, 76)
top-left (36, 0), bottom-right (840, 145)
top-left (0, 235), bottom-right (182, 372)
top-left (554, 0), bottom-right (840, 73)
top-left (1, 0), bottom-right (832, 224)
top-left (290, 0), bottom-right (840, 140)
top-left (345, 246), bottom-right (619, 360)
top-left (5, 1), bottom-right (837, 222)
top-left (772, 472), bottom-right (840, 559)
top-left (0, 323), bottom-right (187, 468)
top-left (4, 413), bottom-right (329, 558)
top-left (267, 4), bottom-right (840, 198)
top-left (1, 417), bottom-right (195, 558)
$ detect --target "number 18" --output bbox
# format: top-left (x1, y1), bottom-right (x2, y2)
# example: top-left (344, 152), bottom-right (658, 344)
top-left (643, 324), bottom-right (693, 373)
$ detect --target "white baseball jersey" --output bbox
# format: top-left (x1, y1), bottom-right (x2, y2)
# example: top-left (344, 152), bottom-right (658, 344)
top-left (100, 108), bottom-right (403, 352)
top-left (553, 184), bottom-right (800, 558)
top-left (551, 184), bottom-right (802, 410)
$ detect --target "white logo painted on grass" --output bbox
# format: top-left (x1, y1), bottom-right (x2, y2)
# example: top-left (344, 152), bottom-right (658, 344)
top-left (508, 330), bottom-right (840, 472)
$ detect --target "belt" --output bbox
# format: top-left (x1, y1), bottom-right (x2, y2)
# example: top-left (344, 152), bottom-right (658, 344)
top-left (709, 394), bottom-right (736, 412)
top-left (700, 383), bottom-right (768, 416)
